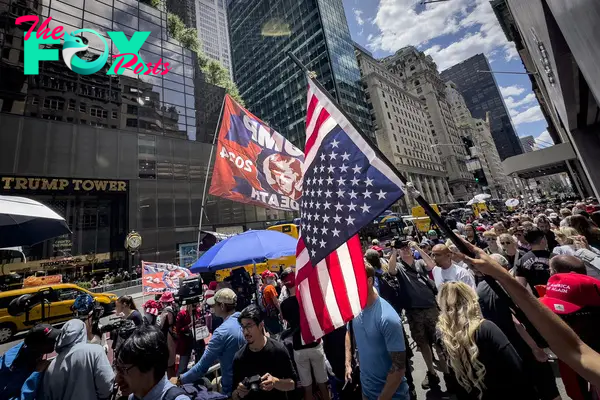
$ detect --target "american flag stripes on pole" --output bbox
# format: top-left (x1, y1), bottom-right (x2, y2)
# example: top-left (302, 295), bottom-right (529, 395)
top-left (295, 78), bottom-right (407, 343)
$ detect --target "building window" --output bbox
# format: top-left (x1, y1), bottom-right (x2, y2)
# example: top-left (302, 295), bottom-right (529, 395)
top-left (393, 134), bottom-right (397, 141)
top-left (90, 106), bottom-right (108, 118)
top-left (31, 96), bottom-right (39, 105)
top-left (68, 99), bottom-right (76, 111)
top-left (384, 101), bottom-right (388, 108)
top-left (43, 97), bottom-right (64, 110)
top-left (391, 124), bottom-right (394, 131)
top-left (80, 103), bottom-right (87, 112)
top-left (112, 111), bottom-right (118, 119)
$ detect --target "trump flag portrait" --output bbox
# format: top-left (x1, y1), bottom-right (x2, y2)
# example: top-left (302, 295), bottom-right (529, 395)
top-left (208, 95), bottom-right (305, 211)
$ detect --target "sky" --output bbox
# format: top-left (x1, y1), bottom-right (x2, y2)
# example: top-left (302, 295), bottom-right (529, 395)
top-left (343, 0), bottom-right (553, 149)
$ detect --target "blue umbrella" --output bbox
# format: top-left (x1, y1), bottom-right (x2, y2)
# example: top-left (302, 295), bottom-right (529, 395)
top-left (190, 230), bottom-right (297, 273)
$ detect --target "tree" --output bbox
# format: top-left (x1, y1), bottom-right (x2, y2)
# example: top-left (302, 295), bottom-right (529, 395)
top-left (165, 12), bottom-right (243, 105)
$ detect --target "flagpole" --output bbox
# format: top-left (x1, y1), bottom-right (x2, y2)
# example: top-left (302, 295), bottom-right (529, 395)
top-left (287, 51), bottom-right (546, 346)
top-left (197, 95), bottom-right (227, 257)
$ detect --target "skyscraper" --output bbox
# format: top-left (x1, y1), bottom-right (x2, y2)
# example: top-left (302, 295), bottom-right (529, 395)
top-left (196, 0), bottom-right (233, 77)
top-left (0, 0), bottom-right (284, 271)
top-left (520, 136), bottom-right (535, 152)
top-left (382, 46), bottom-right (475, 201)
top-left (355, 46), bottom-right (451, 212)
top-left (227, 0), bottom-right (373, 148)
top-left (440, 54), bottom-right (523, 160)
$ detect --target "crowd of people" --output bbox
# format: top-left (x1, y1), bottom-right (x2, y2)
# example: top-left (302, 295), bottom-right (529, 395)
top-left (2, 199), bottom-right (600, 400)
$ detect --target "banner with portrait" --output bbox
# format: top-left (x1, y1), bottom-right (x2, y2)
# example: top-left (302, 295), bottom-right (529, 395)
top-left (142, 261), bottom-right (196, 295)
top-left (208, 95), bottom-right (304, 211)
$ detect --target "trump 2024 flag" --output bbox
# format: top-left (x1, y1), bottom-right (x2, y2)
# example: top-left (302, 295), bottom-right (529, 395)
top-left (295, 79), bottom-right (406, 343)
top-left (209, 95), bottom-right (304, 212)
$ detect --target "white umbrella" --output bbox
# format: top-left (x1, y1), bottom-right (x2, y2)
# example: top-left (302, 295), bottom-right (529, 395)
top-left (0, 195), bottom-right (71, 248)
top-left (505, 198), bottom-right (520, 207)
top-left (473, 193), bottom-right (492, 202)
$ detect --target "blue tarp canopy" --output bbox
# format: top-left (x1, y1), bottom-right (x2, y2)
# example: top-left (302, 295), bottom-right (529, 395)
top-left (190, 230), bottom-right (297, 273)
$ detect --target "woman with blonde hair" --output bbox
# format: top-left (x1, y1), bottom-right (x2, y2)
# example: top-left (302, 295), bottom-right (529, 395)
top-left (437, 282), bottom-right (536, 400)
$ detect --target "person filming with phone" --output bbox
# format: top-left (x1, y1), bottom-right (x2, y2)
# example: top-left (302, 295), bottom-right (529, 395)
top-left (231, 305), bottom-right (297, 400)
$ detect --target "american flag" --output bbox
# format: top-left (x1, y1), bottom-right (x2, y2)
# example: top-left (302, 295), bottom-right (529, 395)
top-left (295, 78), bottom-right (406, 343)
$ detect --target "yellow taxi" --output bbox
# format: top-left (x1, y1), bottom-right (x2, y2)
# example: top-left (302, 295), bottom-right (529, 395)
top-left (0, 283), bottom-right (118, 343)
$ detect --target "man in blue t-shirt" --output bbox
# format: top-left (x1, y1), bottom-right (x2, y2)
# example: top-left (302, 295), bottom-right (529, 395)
top-left (348, 262), bottom-right (409, 400)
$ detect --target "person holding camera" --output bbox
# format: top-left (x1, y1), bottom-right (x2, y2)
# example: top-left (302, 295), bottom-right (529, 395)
top-left (388, 240), bottom-right (445, 391)
top-left (178, 288), bottom-right (245, 396)
top-left (232, 305), bottom-right (297, 400)
top-left (115, 325), bottom-right (189, 400)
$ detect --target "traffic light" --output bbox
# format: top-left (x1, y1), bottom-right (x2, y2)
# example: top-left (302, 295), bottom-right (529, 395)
top-left (475, 177), bottom-right (479, 183)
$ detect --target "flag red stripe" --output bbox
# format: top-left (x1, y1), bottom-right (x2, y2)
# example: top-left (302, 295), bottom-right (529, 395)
top-left (308, 261), bottom-right (334, 335)
top-left (347, 235), bottom-right (368, 308)
top-left (305, 108), bottom-right (330, 155)
top-left (306, 95), bottom-right (318, 129)
top-left (324, 250), bottom-right (354, 322)
top-left (296, 281), bottom-right (316, 344)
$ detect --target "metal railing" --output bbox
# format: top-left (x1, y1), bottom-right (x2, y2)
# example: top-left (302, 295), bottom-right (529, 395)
top-left (88, 278), bottom-right (142, 293)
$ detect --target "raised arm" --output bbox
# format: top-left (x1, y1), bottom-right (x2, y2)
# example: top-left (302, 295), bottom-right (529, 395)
top-left (388, 249), bottom-right (399, 276)
top-left (460, 240), bottom-right (600, 387)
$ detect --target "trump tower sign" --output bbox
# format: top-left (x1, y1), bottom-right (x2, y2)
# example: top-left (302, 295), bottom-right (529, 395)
top-left (16, 15), bottom-right (172, 76)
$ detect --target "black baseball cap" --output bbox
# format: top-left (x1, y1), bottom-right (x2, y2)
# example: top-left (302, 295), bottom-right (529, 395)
top-left (24, 323), bottom-right (60, 349)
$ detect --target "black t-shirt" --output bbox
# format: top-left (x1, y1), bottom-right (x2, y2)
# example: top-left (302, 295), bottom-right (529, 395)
top-left (476, 281), bottom-right (531, 356)
top-left (127, 310), bottom-right (143, 326)
top-left (545, 231), bottom-right (559, 252)
top-left (280, 296), bottom-right (319, 350)
top-left (453, 320), bottom-right (537, 400)
top-left (232, 337), bottom-right (298, 400)
top-left (515, 250), bottom-right (551, 296)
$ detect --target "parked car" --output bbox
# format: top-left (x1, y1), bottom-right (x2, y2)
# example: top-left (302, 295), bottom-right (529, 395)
top-left (0, 283), bottom-right (117, 343)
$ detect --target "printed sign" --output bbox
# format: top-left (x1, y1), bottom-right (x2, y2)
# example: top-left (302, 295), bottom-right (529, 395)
top-left (142, 261), bottom-right (196, 295)
top-left (0, 177), bottom-right (127, 193)
top-left (208, 95), bottom-right (304, 211)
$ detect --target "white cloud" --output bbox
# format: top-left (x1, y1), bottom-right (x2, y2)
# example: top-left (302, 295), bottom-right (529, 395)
top-left (512, 105), bottom-right (545, 125)
top-left (500, 85), bottom-right (526, 97)
top-left (368, 0), bottom-right (517, 71)
top-left (505, 93), bottom-right (537, 117)
top-left (353, 8), bottom-right (365, 26)
top-left (534, 130), bottom-right (554, 149)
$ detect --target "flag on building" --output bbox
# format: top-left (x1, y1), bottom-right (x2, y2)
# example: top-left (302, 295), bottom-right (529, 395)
top-left (208, 95), bottom-right (305, 212)
top-left (295, 79), bottom-right (407, 343)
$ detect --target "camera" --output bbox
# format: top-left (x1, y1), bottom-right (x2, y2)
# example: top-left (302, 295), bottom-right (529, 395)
top-left (242, 375), bottom-right (262, 392)
top-left (101, 318), bottom-right (136, 339)
top-left (391, 236), bottom-right (409, 249)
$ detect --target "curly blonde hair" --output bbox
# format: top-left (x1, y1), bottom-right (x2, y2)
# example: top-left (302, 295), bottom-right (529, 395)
top-left (437, 282), bottom-right (487, 398)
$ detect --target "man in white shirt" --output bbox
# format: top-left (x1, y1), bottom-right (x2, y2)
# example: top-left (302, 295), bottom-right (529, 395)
top-left (430, 245), bottom-right (476, 289)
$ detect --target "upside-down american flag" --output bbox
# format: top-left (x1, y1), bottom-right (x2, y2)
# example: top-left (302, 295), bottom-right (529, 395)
top-left (295, 78), bottom-right (407, 343)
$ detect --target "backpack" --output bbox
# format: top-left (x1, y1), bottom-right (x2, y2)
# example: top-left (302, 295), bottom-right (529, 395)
top-left (160, 307), bottom-right (178, 339)
top-left (163, 383), bottom-right (229, 400)
top-left (259, 286), bottom-right (279, 318)
top-left (376, 271), bottom-right (408, 314)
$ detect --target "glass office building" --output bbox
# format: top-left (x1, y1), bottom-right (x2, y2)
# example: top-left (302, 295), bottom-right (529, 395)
top-left (440, 54), bottom-right (523, 160)
top-left (0, 0), bottom-right (284, 277)
top-left (227, 0), bottom-right (373, 148)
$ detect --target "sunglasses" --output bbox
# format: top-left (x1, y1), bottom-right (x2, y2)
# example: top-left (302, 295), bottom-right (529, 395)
top-left (500, 241), bottom-right (512, 245)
